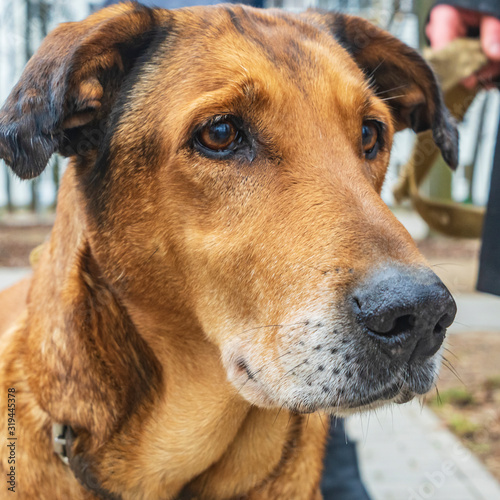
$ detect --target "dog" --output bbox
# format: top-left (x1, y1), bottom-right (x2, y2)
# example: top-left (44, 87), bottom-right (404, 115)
top-left (0, 3), bottom-right (458, 499)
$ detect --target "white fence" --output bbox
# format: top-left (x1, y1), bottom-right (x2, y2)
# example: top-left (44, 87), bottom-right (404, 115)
top-left (0, 0), bottom-right (498, 212)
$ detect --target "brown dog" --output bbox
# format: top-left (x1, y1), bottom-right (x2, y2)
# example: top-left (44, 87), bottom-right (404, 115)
top-left (0, 3), bottom-right (458, 499)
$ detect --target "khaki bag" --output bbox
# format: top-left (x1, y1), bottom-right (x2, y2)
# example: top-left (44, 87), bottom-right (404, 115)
top-left (393, 38), bottom-right (488, 238)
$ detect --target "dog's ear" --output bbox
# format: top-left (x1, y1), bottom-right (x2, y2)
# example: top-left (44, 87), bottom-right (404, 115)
top-left (25, 240), bottom-right (163, 446)
top-left (308, 11), bottom-right (458, 169)
top-left (0, 3), bottom-right (164, 179)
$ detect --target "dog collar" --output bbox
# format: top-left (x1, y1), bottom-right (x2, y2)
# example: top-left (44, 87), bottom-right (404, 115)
top-left (52, 423), bottom-right (70, 465)
top-left (52, 423), bottom-right (122, 500)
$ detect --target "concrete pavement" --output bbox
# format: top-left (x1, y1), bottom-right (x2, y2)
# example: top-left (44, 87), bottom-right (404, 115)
top-left (451, 294), bottom-right (500, 332)
top-left (347, 403), bottom-right (500, 500)
top-left (0, 267), bottom-right (30, 290)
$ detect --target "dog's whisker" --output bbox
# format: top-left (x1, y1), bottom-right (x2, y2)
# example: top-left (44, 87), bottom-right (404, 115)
top-left (375, 83), bottom-right (409, 95)
top-left (443, 346), bottom-right (459, 360)
top-left (378, 94), bottom-right (406, 102)
top-left (250, 350), bottom-right (293, 378)
top-left (442, 358), bottom-right (461, 380)
top-left (418, 396), bottom-right (425, 411)
top-left (435, 385), bottom-right (442, 406)
top-left (431, 262), bottom-right (466, 268)
top-left (145, 247), bottom-right (160, 264)
top-left (234, 322), bottom-right (306, 339)
top-left (235, 375), bottom-right (253, 395)
top-left (302, 263), bottom-right (331, 274)
top-left (367, 57), bottom-right (386, 79)
top-left (316, 411), bottom-right (328, 433)
top-left (273, 405), bottom-right (285, 425)
top-left (442, 357), bottom-right (465, 386)
top-left (451, 320), bottom-right (471, 328)
top-left (280, 360), bottom-right (309, 381)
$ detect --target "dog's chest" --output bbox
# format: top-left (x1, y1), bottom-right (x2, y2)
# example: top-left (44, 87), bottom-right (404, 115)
top-left (97, 350), bottom-right (294, 499)
top-left (182, 408), bottom-right (298, 498)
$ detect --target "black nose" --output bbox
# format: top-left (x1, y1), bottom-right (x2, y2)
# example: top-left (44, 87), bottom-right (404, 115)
top-left (352, 266), bottom-right (456, 360)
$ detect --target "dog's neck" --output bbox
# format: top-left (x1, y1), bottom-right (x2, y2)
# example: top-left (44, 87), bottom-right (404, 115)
top-left (23, 169), bottom-right (299, 499)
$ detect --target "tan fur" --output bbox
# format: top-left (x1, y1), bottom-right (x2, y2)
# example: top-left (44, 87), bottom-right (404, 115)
top-left (0, 3), bottom-right (457, 499)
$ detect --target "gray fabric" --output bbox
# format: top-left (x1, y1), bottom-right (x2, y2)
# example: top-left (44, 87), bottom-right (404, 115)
top-left (321, 419), bottom-right (371, 500)
top-left (433, 0), bottom-right (500, 19)
top-left (477, 119), bottom-right (500, 296)
top-left (103, 0), bottom-right (261, 8)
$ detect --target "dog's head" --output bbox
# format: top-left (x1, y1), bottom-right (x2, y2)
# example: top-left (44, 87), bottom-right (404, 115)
top-left (0, 3), bottom-right (457, 415)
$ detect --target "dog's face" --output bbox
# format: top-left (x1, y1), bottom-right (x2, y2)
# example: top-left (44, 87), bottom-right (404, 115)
top-left (0, 4), bottom-right (457, 415)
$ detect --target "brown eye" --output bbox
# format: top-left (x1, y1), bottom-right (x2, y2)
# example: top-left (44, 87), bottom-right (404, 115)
top-left (199, 120), bottom-right (237, 151)
top-left (362, 121), bottom-right (380, 159)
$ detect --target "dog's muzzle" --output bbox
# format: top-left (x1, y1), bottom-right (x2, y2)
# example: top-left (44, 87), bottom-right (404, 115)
top-left (224, 264), bottom-right (456, 414)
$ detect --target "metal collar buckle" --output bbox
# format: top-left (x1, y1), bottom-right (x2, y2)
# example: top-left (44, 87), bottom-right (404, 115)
top-left (52, 423), bottom-right (69, 465)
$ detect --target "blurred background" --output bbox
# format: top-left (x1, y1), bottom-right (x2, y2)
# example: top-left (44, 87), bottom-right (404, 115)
top-left (0, 1), bottom-right (499, 499)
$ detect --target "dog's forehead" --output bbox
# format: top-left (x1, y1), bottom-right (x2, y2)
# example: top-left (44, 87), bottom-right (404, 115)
top-left (153, 6), bottom-right (365, 89)
top-left (141, 5), bottom-right (373, 125)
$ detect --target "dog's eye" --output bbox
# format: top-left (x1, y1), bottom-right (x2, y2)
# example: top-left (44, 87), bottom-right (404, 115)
top-left (198, 120), bottom-right (238, 152)
top-left (362, 121), bottom-right (381, 160)
top-left (192, 116), bottom-right (254, 161)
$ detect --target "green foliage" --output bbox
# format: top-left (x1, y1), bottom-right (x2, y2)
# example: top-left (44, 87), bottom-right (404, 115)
top-left (483, 375), bottom-right (500, 392)
top-left (448, 414), bottom-right (480, 438)
top-left (430, 387), bottom-right (475, 407)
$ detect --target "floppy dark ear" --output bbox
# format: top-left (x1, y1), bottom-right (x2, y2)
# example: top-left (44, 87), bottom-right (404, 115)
top-left (25, 241), bottom-right (163, 446)
top-left (0, 3), bottom-right (164, 179)
top-left (307, 11), bottom-right (458, 169)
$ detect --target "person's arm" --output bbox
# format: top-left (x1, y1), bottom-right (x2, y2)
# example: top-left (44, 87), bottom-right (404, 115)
top-left (426, 2), bottom-right (500, 87)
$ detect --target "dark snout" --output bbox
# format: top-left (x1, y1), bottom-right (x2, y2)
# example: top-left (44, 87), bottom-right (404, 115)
top-left (352, 266), bottom-right (456, 362)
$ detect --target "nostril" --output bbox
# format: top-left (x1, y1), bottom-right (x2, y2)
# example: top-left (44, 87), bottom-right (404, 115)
top-left (434, 323), bottom-right (444, 335)
top-left (434, 312), bottom-right (453, 336)
top-left (438, 312), bottom-right (454, 329)
top-left (353, 296), bottom-right (416, 337)
top-left (374, 314), bottom-right (416, 338)
top-left (393, 314), bottom-right (415, 335)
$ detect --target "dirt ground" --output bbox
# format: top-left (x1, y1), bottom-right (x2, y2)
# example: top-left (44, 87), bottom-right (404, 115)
top-left (0, 221), bottom-right (52, 266)
top-left (0, 224), bottom-right (499, 480)
top-left (428, 331), bottom-right (500, 482)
